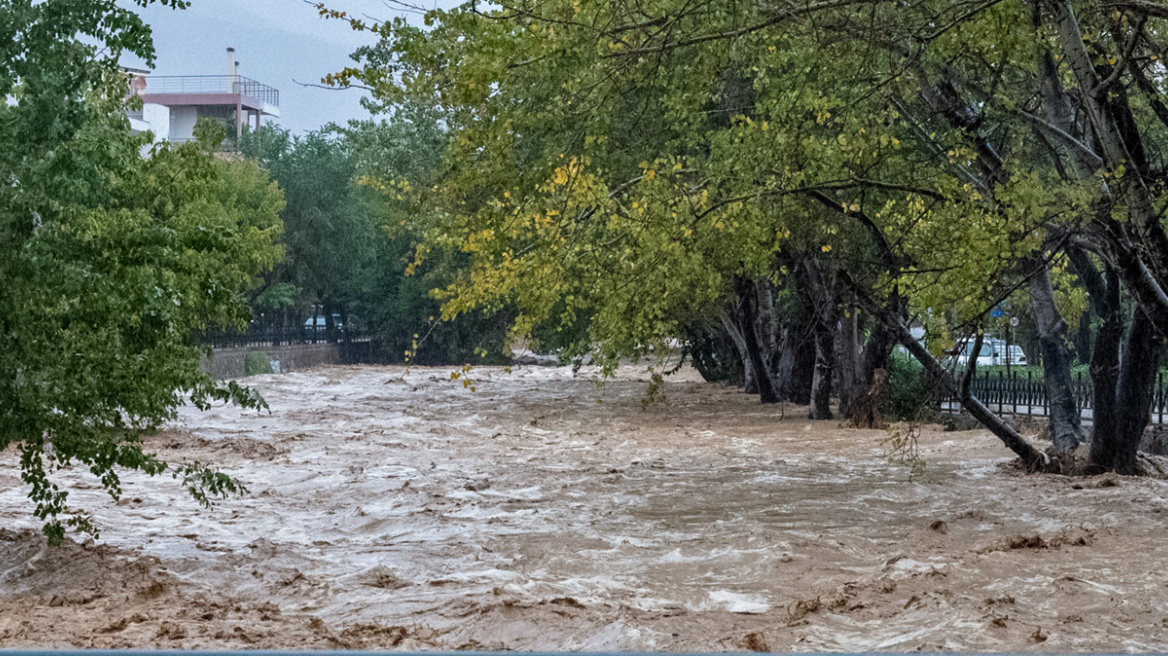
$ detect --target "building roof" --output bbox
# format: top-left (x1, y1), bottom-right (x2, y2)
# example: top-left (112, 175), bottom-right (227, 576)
top-left (138, 75), bottom-right (280, 118)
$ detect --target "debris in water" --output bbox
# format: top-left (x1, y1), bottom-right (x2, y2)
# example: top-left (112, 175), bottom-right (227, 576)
top-left (787, 597), bottom-right (821, 622)
top-left (742, 631), bottom-right (769, 652)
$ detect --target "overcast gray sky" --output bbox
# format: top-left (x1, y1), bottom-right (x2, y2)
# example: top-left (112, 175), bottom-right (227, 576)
top-left (119, 1), bottom-right (438, 133)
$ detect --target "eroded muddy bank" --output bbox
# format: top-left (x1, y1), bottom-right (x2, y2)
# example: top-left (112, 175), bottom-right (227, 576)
top-left (3, 364), bottom-right (1168, 650)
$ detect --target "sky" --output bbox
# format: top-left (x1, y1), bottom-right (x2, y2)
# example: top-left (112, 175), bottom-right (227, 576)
top-left (118, 1), bottom-right (438, 133)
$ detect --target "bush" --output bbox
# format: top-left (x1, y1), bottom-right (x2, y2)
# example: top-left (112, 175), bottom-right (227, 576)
top-left (881, 352), bottom-right (937, 421)
top-left (244, 350), bottom-right (273, 376)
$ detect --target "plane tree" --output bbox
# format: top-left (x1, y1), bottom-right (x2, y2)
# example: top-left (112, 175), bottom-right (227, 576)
top-left (328, 0), bottom-right (1168, 473)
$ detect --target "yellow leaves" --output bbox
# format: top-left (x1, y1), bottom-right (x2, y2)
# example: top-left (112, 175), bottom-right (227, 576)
top-left (645, 169), bottom-right (656, 180)
top-left (821, 244), bottom-right (832, 253)
top-left (552, 167), bottom-right (570, 186)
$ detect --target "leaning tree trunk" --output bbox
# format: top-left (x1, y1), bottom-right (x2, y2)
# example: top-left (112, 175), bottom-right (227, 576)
top-left (1026, 257), bottom-right (1083, 453)
top-left (859, 292), bottom-right (1049, 471)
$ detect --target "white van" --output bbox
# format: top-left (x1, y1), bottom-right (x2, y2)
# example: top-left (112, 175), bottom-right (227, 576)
top-left (990, 338), bottom-right (1027, 364)
top-left (955, 338), bottom-right (1027, 367)
top-left (955, 339), bottom-right (996, 367)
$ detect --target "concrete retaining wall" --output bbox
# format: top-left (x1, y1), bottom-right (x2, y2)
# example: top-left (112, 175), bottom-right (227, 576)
top-left (203, 343), bottom-right (344, 380)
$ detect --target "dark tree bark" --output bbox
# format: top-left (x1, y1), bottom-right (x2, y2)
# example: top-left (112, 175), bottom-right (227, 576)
top-left (1112, 310), bottom-right (1165, 474)
top-left (837, 304), bottom-right (861, 419)
top-left (1071, 252), bottom-right (1124, 471)
top-left (1026, 256), bottom-right (1083, 453)
top-left (863, 296), bottom-right (1049, 471)
top-left (796, 260), bottom-right (837, 419)
top-left (1069, 247), bottom-right (1166, 474)
top-left (735, 278), bottom-right (780, 404)
top-left (720, 312), bottom-right (755, 393)
top-left (810, 318), bottom-right (836, 419)
top-left (777, 315), bottom-right (816, 405)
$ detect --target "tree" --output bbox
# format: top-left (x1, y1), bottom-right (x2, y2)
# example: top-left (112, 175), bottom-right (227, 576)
top-left (1, 0), bottom-right (284, 542)
top-left (328, 0), bottom-right (1168, 473)
top-left (240, 126), bottom-right (374, 338)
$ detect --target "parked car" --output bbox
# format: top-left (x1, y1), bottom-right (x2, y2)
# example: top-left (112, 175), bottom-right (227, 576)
top-left (954, 338), bottom-right (1027, 367)
top-left (304, 314), bottom-right (345, 332)
top-left (990, 338), bottom-right (1027, 364)
top-left (954, 339), bottom-right (996, 367)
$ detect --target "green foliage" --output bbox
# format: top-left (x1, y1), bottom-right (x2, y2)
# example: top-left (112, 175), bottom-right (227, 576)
top-left (239, 125), bottom-right (372, 322)
top-left (881, 353), bottom-right (936, 423)
top-left (324, 0), bottom-right (1074, 372)
top-left (1, 0), bottom-right (283, 543)
top-left (244, 351), bottom-right (274, 376)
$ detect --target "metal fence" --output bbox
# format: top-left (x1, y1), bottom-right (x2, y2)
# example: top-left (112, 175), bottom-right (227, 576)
top-left (201, 326), bottom-right (369, 349)
top-left (941, 369), bottom-right (1168, 425)
top-left (143, 75), bottom-right (280, 107)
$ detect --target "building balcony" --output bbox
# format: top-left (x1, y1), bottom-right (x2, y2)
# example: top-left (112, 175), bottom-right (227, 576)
top-left (139, 75), bottom-right (280, 118)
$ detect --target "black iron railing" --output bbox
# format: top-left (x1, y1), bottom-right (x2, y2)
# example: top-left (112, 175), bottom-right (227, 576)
top-left (201, 326), bottom-right (369, 349)
top-left (940, 369), bottom-right (1168, 425)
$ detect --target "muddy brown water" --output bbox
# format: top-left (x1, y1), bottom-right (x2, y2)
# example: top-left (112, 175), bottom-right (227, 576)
top-left (2, 364), bottom-right (1168, 651)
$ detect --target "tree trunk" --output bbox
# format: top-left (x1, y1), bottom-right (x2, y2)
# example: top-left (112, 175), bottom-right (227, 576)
top-left (1112, 310), bottom-right (1164, 474)
top-left (720, 312), bottom-right (755, 393)
top-left (810, 317), bottom-right (835, 420)
top-left (860, 292), bottom-right (1049, 471)
top-left (860, 307), bottom-right (896, 386)
top-left (837, 306), bottom-right (861, 418)
top-left (757, 280), bottom-right (780, 369)
top-left (1026, 257), bottom-right (1083, 453)
top-left (1086, 268), bottom-right (1123, 472)
top-left (797, 260), bottom-right (837, 419)
top-left (735, 279), bottom-right (780, 404)
top-left (779, 317), bottom-right (816, 405)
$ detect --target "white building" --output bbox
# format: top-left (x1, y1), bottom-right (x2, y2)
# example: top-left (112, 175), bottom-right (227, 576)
top-left (127, 48), bottom-right (279, 144)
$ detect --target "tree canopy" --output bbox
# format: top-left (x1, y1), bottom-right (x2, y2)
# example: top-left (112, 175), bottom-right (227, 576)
top-left (2, 0), bottom-right (284, 542)
top-left (327, 0), bottom-right (1168, 473)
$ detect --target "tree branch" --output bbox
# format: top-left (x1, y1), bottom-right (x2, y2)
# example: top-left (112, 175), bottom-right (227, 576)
top-left (600, 0), bottom-right (868, 59)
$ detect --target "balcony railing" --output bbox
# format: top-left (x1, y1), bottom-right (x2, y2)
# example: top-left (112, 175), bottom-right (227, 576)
top-left (142, 75), bottom-right (279, 107)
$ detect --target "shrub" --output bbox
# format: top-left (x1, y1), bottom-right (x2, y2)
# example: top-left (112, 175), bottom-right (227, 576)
top-left (244, 350), bottom-right (273, 376)
top-left (881, 352), bottom-right (937, 421)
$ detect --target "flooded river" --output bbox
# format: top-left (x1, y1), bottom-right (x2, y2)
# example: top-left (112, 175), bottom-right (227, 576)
top-left (2, 364), bottom-right (1168, 650)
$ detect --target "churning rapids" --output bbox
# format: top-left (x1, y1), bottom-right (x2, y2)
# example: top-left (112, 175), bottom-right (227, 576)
top-left (3, 363), bottom-right (1168, 651)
